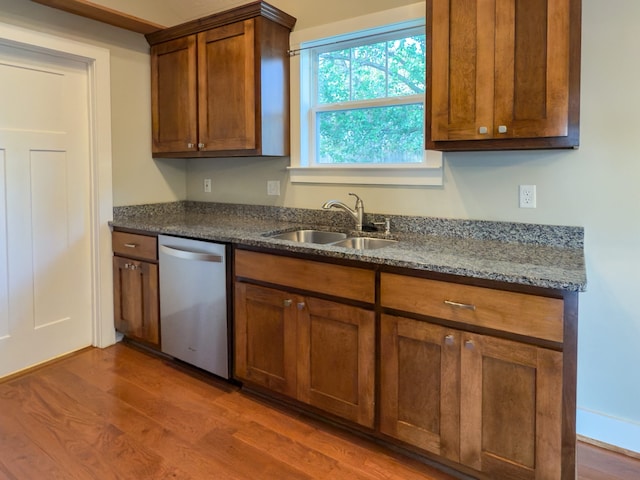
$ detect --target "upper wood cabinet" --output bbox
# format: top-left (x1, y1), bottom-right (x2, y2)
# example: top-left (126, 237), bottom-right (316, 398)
top-left (427, 0), bottom-right (582, 151)
top-left (147, 2), bottom-right (296, 158)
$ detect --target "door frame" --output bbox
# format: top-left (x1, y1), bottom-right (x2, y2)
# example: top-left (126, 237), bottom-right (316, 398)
top-left (0, 21), bottom-right (115, 349)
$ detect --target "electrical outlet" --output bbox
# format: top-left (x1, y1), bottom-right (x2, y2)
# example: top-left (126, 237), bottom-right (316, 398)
top-left (203, 178), bottom-right (212, 193)
top-left (267, 180), bottom-right (280, 196)
top-left (519, 185), bottom-right (536, 208)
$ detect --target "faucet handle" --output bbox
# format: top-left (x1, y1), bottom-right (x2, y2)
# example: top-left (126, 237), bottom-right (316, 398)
top-left (348, 192), bottom-right (363, 207)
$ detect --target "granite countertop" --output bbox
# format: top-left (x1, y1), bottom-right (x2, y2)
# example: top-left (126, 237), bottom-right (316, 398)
top-left (111, 201), bottom-right (587, 292)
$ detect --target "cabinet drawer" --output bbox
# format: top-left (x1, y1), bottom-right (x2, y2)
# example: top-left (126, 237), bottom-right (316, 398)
top-left (235, 250), bottom-right (375, 303)
top-left (112, 231), bottom-right (157, 261)
top-left (380, 273), bottom-right (563, 343)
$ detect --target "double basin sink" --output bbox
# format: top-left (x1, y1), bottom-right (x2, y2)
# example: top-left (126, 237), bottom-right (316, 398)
top-left (268, 229), bottom-right (397, 250)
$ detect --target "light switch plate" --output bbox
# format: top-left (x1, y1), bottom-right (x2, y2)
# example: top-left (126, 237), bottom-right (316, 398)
top-left (267, 180), bottom-right (280, 196)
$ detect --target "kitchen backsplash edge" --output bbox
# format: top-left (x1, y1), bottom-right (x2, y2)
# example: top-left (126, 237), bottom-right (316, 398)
top-left (113, 201), bottom-right (584, 249)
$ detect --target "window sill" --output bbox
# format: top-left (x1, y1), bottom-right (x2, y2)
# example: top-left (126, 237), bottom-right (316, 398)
top-left (288, 159), bottom-right (443, 187)
top-left (289, 149), bottom-right (443, 186)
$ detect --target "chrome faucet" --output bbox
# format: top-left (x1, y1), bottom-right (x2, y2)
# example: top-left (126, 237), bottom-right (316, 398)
top-left (322, 192), bottom-right (364, 232)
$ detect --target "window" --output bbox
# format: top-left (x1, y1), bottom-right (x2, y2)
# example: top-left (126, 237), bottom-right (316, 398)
top-left (289, 7), bottom-right (442, 186)
top-left (313, 28), bottom-right (426, 165)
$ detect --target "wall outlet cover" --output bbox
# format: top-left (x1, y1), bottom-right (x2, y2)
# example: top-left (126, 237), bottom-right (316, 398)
top-left (519, 184), bottom-right (536, 208)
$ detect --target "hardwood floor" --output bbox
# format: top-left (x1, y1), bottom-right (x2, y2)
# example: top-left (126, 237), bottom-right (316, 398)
top-left (0, 343), bottom-right (638, 480)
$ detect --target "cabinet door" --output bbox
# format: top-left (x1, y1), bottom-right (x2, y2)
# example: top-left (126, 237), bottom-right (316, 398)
top-left (430, 0), bottom-right (495, 141)
top-left (380, 315), bottom-right (460, 461)
top-left (112, 256), bottom-right (159, 346)
top-left (460, 332), bottom-right (563, 479)
top-left (234, 283), bottom-right (297, 397)
top-left (198, 20), bottom-right (257, 152)
top-left (297, 297), bottom-right (375, 428)
top-left (150, 36), bottom-right (198, 154)
top-left (493, 0), bottom-right (571, 139)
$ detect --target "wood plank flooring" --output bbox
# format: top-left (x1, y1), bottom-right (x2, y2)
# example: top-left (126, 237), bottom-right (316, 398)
top-left (0, 343), bottom-right (638, 479)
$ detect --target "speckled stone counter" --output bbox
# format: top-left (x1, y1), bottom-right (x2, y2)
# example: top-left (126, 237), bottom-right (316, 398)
top-left (111, 201), bottom-right (587, 292)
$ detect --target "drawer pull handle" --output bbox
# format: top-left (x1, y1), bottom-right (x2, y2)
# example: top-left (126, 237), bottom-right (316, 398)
top-left (444, 300), bottom-right (476, 311)
top-left (123, 243), bottom-right (137, 248)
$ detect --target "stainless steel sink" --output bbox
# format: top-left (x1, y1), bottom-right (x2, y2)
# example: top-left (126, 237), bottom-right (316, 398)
top-left (330, 237), bottom-right (398, 250)
top-left (269, 229), bottom-right (348, 244)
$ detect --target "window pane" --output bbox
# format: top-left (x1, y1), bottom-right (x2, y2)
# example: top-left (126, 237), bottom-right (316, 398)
top-left (317, 49), bottom-right (350, 104)
top-left (316, 104), bottom-right (424, 164)
top-left (352, 42), bottom-right (386, 100)
top-left (316, 34), bottom-right (426, 105)
top-left (388, 35), bottom-right (426, 96)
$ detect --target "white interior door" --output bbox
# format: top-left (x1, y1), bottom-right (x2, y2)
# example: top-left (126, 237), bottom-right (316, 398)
top-left (0, 43), bottom-right (93, 377)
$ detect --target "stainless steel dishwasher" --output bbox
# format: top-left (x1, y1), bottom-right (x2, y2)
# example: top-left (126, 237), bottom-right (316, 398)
top-left (158, 235), bottom-right (229, 379)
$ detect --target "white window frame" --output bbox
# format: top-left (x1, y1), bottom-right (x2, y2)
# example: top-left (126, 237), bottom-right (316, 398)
top-left (288, 2), bottom-right (443, 186)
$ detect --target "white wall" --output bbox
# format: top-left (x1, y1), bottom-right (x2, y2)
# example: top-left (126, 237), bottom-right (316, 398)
top-left (0, 0), bottom-right (186, 206)
top-left (186, 0), bottom-right (640, 452)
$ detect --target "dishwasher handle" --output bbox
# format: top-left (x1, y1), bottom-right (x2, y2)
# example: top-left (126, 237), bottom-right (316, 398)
top-left (160, 244), bottom-right (223, 263)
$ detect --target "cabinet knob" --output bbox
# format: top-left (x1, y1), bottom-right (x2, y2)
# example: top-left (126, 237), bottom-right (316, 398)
top-left (283, 299), bottom-right (293, 307)
top-left (187, 143), bottom-right (195, 148)
top-left (498, 125), bottom-right (508, 134)
top-left (464, 340), bottom-right (474, 350)
top-left (444, 334), bottom-right (455, 346)
top-left (478, 126), bottom-right (488, 135)
top-left (198, 143), bottom-right (205, 149)
top-left (297, 302), bottom-right (306, 310)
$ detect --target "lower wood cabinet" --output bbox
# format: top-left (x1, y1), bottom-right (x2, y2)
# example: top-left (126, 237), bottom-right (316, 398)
top-left (112, 232), bottom-right (159, 347)
top-left (380, 314), bottom-right (563, 479)
top-left (380, 271), bottom-right (573, 479)
top-left (380, 315), bottom-right (461, 461)
top-left (459, 331), bottom-right (562, 479)
top-left (235, 282), bottom-right (375, 427)
top-left (234, 250), bottom-right (577, 479)
top-left (234, 250), bottom-right (376, 428)
top-left (298, 296), bottom-right (375, 428)
top-left (234, 283), bottom-right (297, 397)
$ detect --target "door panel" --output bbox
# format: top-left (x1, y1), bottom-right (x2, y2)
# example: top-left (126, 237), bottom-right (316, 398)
top-left (380, 314), bottom-right (460, 460)
top-left (234, 283), bottom-right (297, 397)
top-left (0, 45), bottom-right (92, 378)
top-left (151, 35), bottom-right (198, 153)
top-left (31, 150), bottom-right (74, 329)
top-left (494, 0), bottom-right (570, 138)
top-left (297, 297), bottom-right (375, 428)
top-left (460, 332), bottom-right (563, 479)
top-left (198, 20), bottom-right (256, 151)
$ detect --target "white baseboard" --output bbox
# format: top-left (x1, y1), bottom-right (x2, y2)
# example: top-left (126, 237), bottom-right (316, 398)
top-left (577, 407), bottom-right (640, 454)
